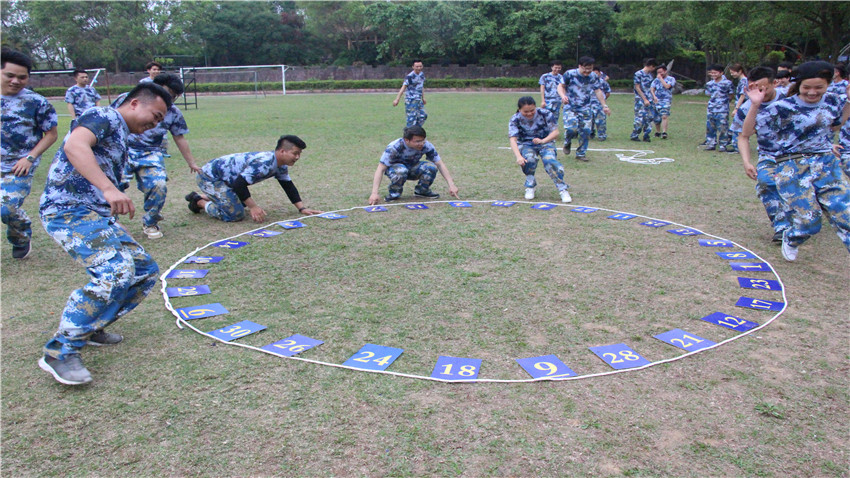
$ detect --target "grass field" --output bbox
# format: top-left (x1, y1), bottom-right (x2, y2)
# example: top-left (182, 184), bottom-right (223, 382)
top-left (2, 91), bottom-right (848, 476)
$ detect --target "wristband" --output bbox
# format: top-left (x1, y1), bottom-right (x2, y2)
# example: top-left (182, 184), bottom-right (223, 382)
top-left (298, 206), bottom-right (307, 212)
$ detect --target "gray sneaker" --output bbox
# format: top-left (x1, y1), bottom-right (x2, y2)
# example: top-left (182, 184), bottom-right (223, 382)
top-left (38, 354), bottom-right (93, 385)
top-left (87, 330), bottom-right (124, 346)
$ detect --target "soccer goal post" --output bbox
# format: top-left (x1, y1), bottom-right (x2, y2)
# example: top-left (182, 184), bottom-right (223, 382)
top-left (179, 64), bottom-right (290, 96)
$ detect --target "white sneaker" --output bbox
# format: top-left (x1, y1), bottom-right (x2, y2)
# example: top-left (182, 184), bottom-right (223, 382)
top-left (143, 225), bottom-right (163, 239)
top-left (781, 237), bottom-right (797, 262)
top-left (524, 188), bottom-right (535, 200)
top-left (559, 189), bottom-right (572, 203)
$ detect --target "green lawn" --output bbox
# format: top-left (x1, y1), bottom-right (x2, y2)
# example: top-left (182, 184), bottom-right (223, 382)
top-left (2, 91), bottom-right (848, 476)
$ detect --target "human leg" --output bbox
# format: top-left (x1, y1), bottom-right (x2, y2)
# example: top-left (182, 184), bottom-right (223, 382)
top-left (408, 161), bottom-right (439, 195)
top-left (196, 171), bottom-right (245, 222)
top-left (574, 110), bottom-right (592, 158)
top-left (630, 99), bottom-right (643, 140)
top-left (134, 155), bottom-right (168, 233)
top-left (563, 108), bottom-right (580, 152)
top-left (519, 145), bottom-right (541, 189)
top-left (1, 170), bottom-right (34, 251)
top-left (384, 163), bottom-right (412, 199)
top-left (539, 143), bottom-right (568, 192)
top-left (774, 158), bottom-right (823, 249)
top-left (756, 160), bottom-right (791, 236)
top-left (810, 155), bottom-right (850, 252)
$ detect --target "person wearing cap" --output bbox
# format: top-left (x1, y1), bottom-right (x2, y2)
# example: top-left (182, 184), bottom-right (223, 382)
top-left (185, 135), bottom-right (322, 223)
top-left (743, 61), bottom-right (850, 262)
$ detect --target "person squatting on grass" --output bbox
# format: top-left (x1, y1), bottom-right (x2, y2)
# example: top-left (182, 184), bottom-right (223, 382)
top-left (743, 61), bottom-right (850, 262)
top-left (509, 96), bottom-right (572, 204)
top-left (186, 135), bottom-right (322, 223)
top-left (733, 66), bottom-right (791, 243)
top-left (111, 73), bottom-right (201, 239)
top-left (703, 64), bottom-right (735, 152)
top-left (369, 125), bottom-right (459, 205)
top-left (539, 60), bottom-right (564, 120)
top-left (392, 59), bottom-right (427, 127)
top-left (589, 65), bottom-right (611, 141)
top-left (728, 63), bottom-right (749, 153)
top-left (37, 83), bottom-right (172, 385)
top-left (1, 49), bottom-right (58, 260)
top-left (64, 69), bottom-right (101, 126)
top-left (630, 57), bottom-right (657, 143)
top-left (556, 56), bottom-right (610, 161)
top-left (650, 64), bottom-right (675, 139)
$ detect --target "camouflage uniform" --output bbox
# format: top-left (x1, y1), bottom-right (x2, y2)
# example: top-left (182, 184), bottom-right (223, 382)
top-left (728, 76), bottom-right (748, 151)
top-left (39, 107), bottom-right (159, 360)
top-left (509, 108), bottom-right (568, 191)
top-left (631, 69), bottom-right (655, 140)
top-left (839, 112), bottom-right (849, 177)
top-left (650, 75), bottom-right (676, 123)
top-left (590, 74), bottom-right (611, 140)
top-left (64, 84), bottom-right (101, 118)
top-left (1, 88), bottom-right (58, 247)
top-left (380, 138), bottom-right (441, 199)
top-left (561, 69), bottom-right (605, 157)
top-left (704, 75), bottom-right (734, 148)
top-left (539, 72), bottom-right (563, 118)
top-left (403, 70), bottom-right (427, 127)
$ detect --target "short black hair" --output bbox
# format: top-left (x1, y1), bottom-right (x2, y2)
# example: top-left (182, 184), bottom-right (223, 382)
top-left (747, 66), bottom-right (775, 83)
top-left (835, 63), bottom-right (848, 80)
top-left (729, 63), bottom-right (745, 73)
top-left (644, 58), bottom-right (657, 67)
top-left (73, 69), bottom-right (88, 77)
top-left (412, 59), bottom-right (423, 65)
top-left (124, 83), bottom-right (173, 109)
top-left (578, 56), bottom-right (595, 67)
top-left (776, 70), bottom-right (791, 80)
top-left (1, 49), bottom-right (33, 73)
top-left (145, 61), bottom-right (162, 70)
top-left (403, 125), bottom-right (426, 140)
top-left (778, 61), bottom-right (794, 70)
top-left (550, 60), bottom-right (563, 67)
top-left (707, 64), bottom-right (724, 73)
top-left (656, 64), bottom-right (668, 72)
top-left (153, 73), bottom-right (184, 97)
top-left (276, 134), bottom-right (306, 150)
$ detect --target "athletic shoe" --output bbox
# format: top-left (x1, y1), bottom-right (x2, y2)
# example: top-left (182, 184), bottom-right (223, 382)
top-left (414, 189), bottom-right (440, 199)
top-left (38, 354), bottom-right (92, 385)
top-left (597, 138), bottom-right (607, 142)
top-left (698, 140), bottom-right (708, 146)
top-left (524, 188), bottom-right (535, 200)
top-left (704, 145), bottom-right (716, 151)
top-left (143, 225), bottom-right (163, 239)
top-left (654, 132), bottom-right (661, 138)
top-left (781, 235), bottom-right (798, 262)
top-left (12, 241), bottom-right (31, 260)
top-left (576, 156), bottom-right (588, 162)
top-left (563, 142), bottom-right (572, 155)
top-left (725, 145), bottom-right (738, 153)
top-left (630, 137), bottom-right (640, 142)
top-left (185, 192), bottom-right (202, 213)
top-left (642, 136), bottom-right (651, 143)
top-left (384, 193), bottom-right (401, 202)
top-left (662, 132), bottom-right (668, 139)
top-left (772, 231), bottom-right (784, 243)
top-left (87, 330), bottom-right (124, 347)
top-left (559, 189), bottom-right (572, 203)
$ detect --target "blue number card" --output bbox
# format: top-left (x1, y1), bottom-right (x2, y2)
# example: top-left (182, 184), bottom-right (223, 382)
top-left (165, 269), bottom-right (209, 279)
top-left (212, 240), bottom-right (248, 249)
top-left (736, 297), bottom-right (784, 311)
top-left (165, 285), bottom-right (212, 298)
top-left (516, 354), bottom-right (576, 379)
top-left (261, 334), bottom-right (323, 357)
top-left (698, 239), bottom-right (734, 247)
top-left (729, 262), bottom-right (771, 272)
top-left (184, 256), bottom-right (224, 264)
top-left (531, 203), bottom-right (557, 210)
top-left (343, 344), bottom-right (404, 371)
top-left (700, 311), bottom-right (758, 331)
top-left (431, 356), bottom-right (482, 381)
top-left (208, 320), bottom-right (266, 342)
top-left (716, 251), bottom-right (757, 260)
top-left (405, 204), bottom-right (429, 210)
top-left (249, 229), bottom-right (283, 237)
top-left (364, 206), bottom-right (387, 212)
top-left (491, 201), bottom-right (515, 207)
top-left (640, 220), bottom-right (670, 228)
top-left (319, 213), bottom-right (347, 220)
top-left (608, 213), bottom-right (636, 220)
top-left (667, 227), bottom-right (702, 236)
top-left (278, 220), bottom-right (305, 229)
top-left (571, 207), bottom-right (597, 213)
top-left (449, 201), bottom-right (472, 208)
top-left (653, 329), bottom-right (716, 352)
top-left (589, 344), bottom-right (651, 370)
top-left (175, 303), bottom-right (229, 321)
top-left (737, 277), bottom-right (782, 291)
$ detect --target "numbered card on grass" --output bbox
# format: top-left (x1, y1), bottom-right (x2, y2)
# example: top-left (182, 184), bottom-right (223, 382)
top-left (667, 227), bottom-right (702, 236)
top-left (716, 251), bottom-right (757, 260)
top-left (405, 204), bottom-right (429, 210)
top-left (449, 201), bottom-right (472, 208)
top-left (700, 311), bottom-right (758, 331)
top-left (165, 269), bottom-right (209, 279)
top-left (175, 303), bottom-right (229, 321)
top-left (208, 320), bottom-right (266, 342)
top-left (736, 297), bottom-right (784, 312)
top-left (249, 229), bottom-right (282, 237)
top-left (165, 285), bottom-right (211, 298)
top-left (608, 213), bottom-right (636, 220)
top-left (737, 277), bottom-right (782, 291)
top-left (640, 220), bottom-right (670, 228)
top-left (319, 213), bottom-right (347, 220)
top-left (698, 239), bottom-right (734, 247)
top-left (184, 256), bottom-right (224, 264)
top-left (491, 201), bottom-right (515, 207)
top-left (343, 344), bottom-right (404, 371)
top-left (729, 262), bottom-right (771, 272)
top-left (431, 356), bottom-right (482, 381)
top-left (589, 343), bottom-right (651, 370)
top-left (516, 354), bottom-right (576, 379)
top-left (364, 206), bottom-right (387, 212)
top-left (212, 240), bottom-right (248, 249)
top-left (653, 329), bottom-right (716, 352)
top-left (571, 207), bottom-right (597, 213)
top-left (531, 203), bottom-right (557, 210)
top-left (278, 220), bottom-right (305, 229)
top-left (261, 334), bottom-right (323, 357)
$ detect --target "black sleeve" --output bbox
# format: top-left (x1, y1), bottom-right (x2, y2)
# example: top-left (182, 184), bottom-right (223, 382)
top-left (231, 176), bottom-right (251, 202)
top-left (278, 179), bottom-right (302, 204)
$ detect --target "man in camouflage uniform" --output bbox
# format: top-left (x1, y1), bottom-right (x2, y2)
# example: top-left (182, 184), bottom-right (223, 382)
top-left (557, 56), bottom-right (610, 161)
top-left (703, 64), bottom-right (734, 151)
top-left (392, 60), bottom-right (427, 127)
top-left (539, 61), bottom-right (564, 119)
top-left (630, 58), bottom-right (657, 142)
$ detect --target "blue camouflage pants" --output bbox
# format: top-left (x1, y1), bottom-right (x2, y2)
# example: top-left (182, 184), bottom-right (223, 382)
top-left (543, 99), bottom-right (561, 121)
top-left (590, 104), bottom-right (607, 140)
top-left (519, 143), bottom-right (568, 191)
top-left (385, 161), bottom-right (437, 198)
top-left (1, 170), bottom-right (35, 247)
top-left (41, 207), bottom-right (158, 360)
top-left (756, 159), bottom-right (791, 234)
top-left (196, 170), bottom-right (245, 222)
top-left (122, 151), bottom-right (168, 228)
top-left (705, 112), bottom-right (730, 148)
top-left (404, 99), bottom-right (427, 127)
top-left (631, 99), bottom-right (654, 139)
top-left (563, 108), bottom-right (593, 157)
top-left (840, 153), bottom-right (849, 178)
top-left (653, 102), bottom-right (671, 124)
top-left (773, 154), bottom-right (850, 251)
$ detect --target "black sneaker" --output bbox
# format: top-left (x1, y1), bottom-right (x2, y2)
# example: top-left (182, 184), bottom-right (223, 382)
top-left (642, 137), bottom-right (651, 143)
top-left (38, 354), bottom-right (92, 385)
top-left (772, 231), bottom-right (784, 243)
top-left (661, 132), bottom-right (668, 139)
top-left (575, 156), bottom-right (589, 162)
top-left (185, 192), bottom-right (202, 213)
top-left (725, 145), bottom-right (738, 153)
top-left (630, 137), bottom-right (640, 142)
top-left (384, 194), bottom-right (401, 202)
top-left (87, 330), bottom-right (124, 346)
top-left (654, 132), bottom-right (661, 138)
top-left (11, 241), bottom-right (31, 259)
top-left (563, 142), bottom-right (571, 155)
top-left (414, 189), bottom-right (440, 199)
